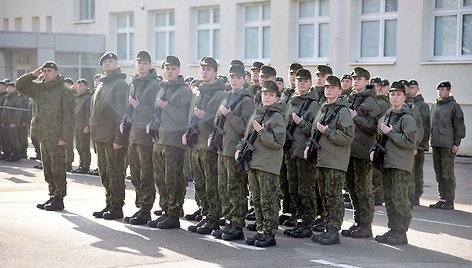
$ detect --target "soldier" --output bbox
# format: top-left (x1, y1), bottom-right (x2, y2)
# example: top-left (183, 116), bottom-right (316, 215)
top-left (0, 81), bottom-right (8, 158)
top-left (429, 81), bottom-right (465, 210)
top-left (371, 81), bottom-right (417, 245)
top-left (16, 61), bottom-right (75, 211)
top-left (408, 80), bottom-right (430, 205)
top-left (64, 78), bottom-right (75, 172)
top-left (88, 74), bottom-right (102, 177)
top-left (184, 57), bottom-right (225, 234)
top-left (236, 80), bottom-right (286, 247)
top-left (18, 91), bottom-right (30, 159)
top-left (119, 51), bottom-right (159, 225)
top-left (282, 69), bottom-right (320, 239)
top-left (313, 65), bottom-right (333, 105)
top-left (276, 77), bottom-right (285, 92)
top-left (210, 64), bottom-right (254, 241)
top-left (341, 67), bottom-right (381, 239)
top-left (307, 76), bottom-right (354, 245)
top-left (381, 79), bottom-right (390, 94)
top-left (147, 55), bottom-right (192, 229)
top-left (90, 52), bottom-right (129, 220)
top-left (71, 79), bottom-right (92, 174)
top-left (248, 61), bottom-right (264, 103)
top-left (1, 82), bottom-right (23, 162)
top-left (341, 74), bottom-right (353, 97)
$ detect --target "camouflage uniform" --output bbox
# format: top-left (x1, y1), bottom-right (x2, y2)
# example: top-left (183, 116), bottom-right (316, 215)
top-left (16, 73), bottom-right (75, 198)
top-left (411, 94), bottom-right (430, 202)
top-left (75, 90), bottom-right (92, 169)
top-left (372, 94), bottom-right (390, 201)
top-left (1, 91), bottom-right (23, 159)
top-left (279, 87), bottom-right (295, 215)
top-left (18, 94), bottom-right (31, 158)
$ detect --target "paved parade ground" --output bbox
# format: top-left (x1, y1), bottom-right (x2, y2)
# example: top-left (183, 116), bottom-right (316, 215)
top-left (0, 148), bottom-right (471, 268)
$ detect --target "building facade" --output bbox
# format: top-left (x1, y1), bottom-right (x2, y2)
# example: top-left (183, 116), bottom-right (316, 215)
top-left (1, 0), bottom-right (470, 154)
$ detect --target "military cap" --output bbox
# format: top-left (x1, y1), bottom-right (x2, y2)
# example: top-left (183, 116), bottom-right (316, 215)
top-left (289, 63), bottom-right (303, 72)
top-left (156, 75), bottom-right (163, 82)
top-left (399, 79), bottom-right (410, 87)
top-left (0, 81), bottom-right (6, 86)
top-left (191, 79), bottom-right (202, 87)
top-left (163, 55), bottom-right (180, 67)
top-left (350, 67), bottom-right (370, 80)
top-left (409, 80), bottom-right (419, 86)
top-left (42, 61), bottom-right (58, 70)
top-left (370, 77), bottom-right (382, 85)
top-left (389, 81), bottom-right (406, 93)
top-left (229, 65), bottom-right (245, 77)
top-left (93, 74), bottom-right (102, 80)
top-left (324, 75), bottom-right (341, 88)
top-left (315, 65), bottom-right (333, 75)
top-left (136, 50), bottom-right (151, 62)
top-left (6, 81), bottom-right (16, 87)
top-left (76, 78), bottom-right (88, 85)
top-left (218, 75), bottom-right (228, 83)
top-left (382, 79), bottom-right (390, 86)
top-left (64, 78), bottom-right (74, 85)
top-left (185, 76), bottom-right (194, 83)
top-left (296, 68), bottom-right (312, 80)
top-left (245, 71), bottom-right (251, 77)
top-left (200, 56), bottom-right (218, 71)
top-left (260, 65), bottom-right (276, 77)
top-left (276, 76), bottom-right (284, 83)
top-left (251, 61), bottom-right (264, 70)
top-left (341, 74), bottom-right (352, 81)
top-left (261, 80), bottom-right (279, 94)
top-left (99, 52), bottom-right (117, 66)
top-left (230, 59), bottom-right (244, 67)
top-left (437, 80), bottom-right (451, 89)
top-left (2, 79), bottom-right (11, 83)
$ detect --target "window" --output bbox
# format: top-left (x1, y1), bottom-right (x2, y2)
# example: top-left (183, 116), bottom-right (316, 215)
top-left (3, 18), bottom-right (9, 31)
top-left (297, 0), bottom-right (330, 61)
top-left (55, 52), bottom-right (102, 84)
top-left (32, 16), bottom-right (40, 32)
top-left (46, 16), bottom-right (52, 32)
top-left (244, 3), bottom-right (271, 62)
top-left (14, 17), bottom-right (22, 31)
top-left (359, 0), bottom-right (398, 60)
top-left (432, 0), bottom-right (472, 59)
top-left (116, 14), bottom-right (134, 62)
top-left (155, 11), bottom-right (175, 62)
top-left (77, 0), bottom-right (95, 21)
top-left (196, 7), bottom-right (220, 60)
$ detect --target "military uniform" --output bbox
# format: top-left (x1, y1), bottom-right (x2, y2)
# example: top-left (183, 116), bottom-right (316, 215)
top-left (0, 87), bottom-right (8, 156)
top-left (16, 68), bottom-right (75, 208)
top-left (372, 94), bottom-right (390, 203)
top-left (429, 82), bottom-right (465, 210)
top-left (74, 87), bottom-right (92, 171)
top-left (90, 60), bottom-right (129, 218)
top-left (1, 89), bottom-right (23, 161)
top-left (18, 94), bottom-right (31, 159)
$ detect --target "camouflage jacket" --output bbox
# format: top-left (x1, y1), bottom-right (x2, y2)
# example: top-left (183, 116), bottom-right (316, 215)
top-left (413, 94), bottom-right (431, 151)
top-left (430, 96), bottom-right (465, 148)
top-left (75, 90), bottom-right (92, 131)
top-left (1, 92), bottom-right (23, 126)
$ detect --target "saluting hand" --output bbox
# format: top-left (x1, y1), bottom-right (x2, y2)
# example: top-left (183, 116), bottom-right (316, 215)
top-left (380, 123), bottom-right (392, 134)
top-left (32, 67), bottom-right (42, 77)
top-left (292, 113), bottom-right (302, 124)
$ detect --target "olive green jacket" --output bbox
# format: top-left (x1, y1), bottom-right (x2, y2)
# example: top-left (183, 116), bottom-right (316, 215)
top-left (413, 94), bottom-right (431, 151)
top-left (313, 86), bottom-right (327, 106)
top-left (430, 96), bottom-right (465, 148)
top-left (153, 76), bottom-right (192, 150)
top-left (281, 87), bottom-right (295, 106)
top-left (75, 90), bottom-right (92, 130)
top-left (348, 87), bottom-right (381, 159)
top-left (189, 78), bottom-right (226, 151)
top-left (216, 87), bottom-right (254, 157)
top-left (406, 95), bottom-right (424, 149)
top-left (377, 95), bottom-right (390, 116)
top-left (90, 68), bottom-right (128, 147)
top-left (313, 98), bottom-right (354, 172)
top-left (374, 107), bottom-right (417, 173)
top-left (1, 93), bottom-right (23, 126)
top-left (16, 73), bottom-right (75, 143)
top-left (127, 69), bottom-right (160, 146)
top-left (237, 101), bottom-right (286, 175)
top-left (284, 90), bottom-right (321, 159)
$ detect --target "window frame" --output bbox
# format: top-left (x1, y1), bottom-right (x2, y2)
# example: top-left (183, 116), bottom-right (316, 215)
top-left (243, 2), bottom-right (271, 63)
top-left (431, 0), bottom-right (472, 61)
top-left (358, 0), bottom-right (398, 63)
top-left (74, 0), bottom-right (95, 23)
top-left (195, 7), bottom-right (221, 61)
top-left (154, 10), bottom-right (176, 62)
top-left (115, 13), bottom-right (135, 63)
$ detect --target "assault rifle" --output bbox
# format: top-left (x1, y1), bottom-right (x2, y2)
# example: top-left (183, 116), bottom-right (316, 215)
top-left (123, 78), bottom-right (150, 135)
top-left (147, 88), bottom-right (167, 141)
top-left (372, 112), bottom-right (393, 172)
top-left (283, 102), bottom-right (306, 158)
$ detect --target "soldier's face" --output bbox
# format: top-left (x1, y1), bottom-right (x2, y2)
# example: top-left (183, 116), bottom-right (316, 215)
top-left (229, 74), bottom-right (245, 91)
top-left (437, 87), bottom-right (450, 98)
top-left (101, 59), bottom-right (118, 73)
top-left (93, 78), bottom-right (101, 88)
top-left (374, 84), bottom-right (383, 95)
top-left (389, 90), bottom-right (406, 108)
top-left (0, 85), bottom-right (6, 92)
top-left (199, 65), bottom-right (217, 83)
top-left (260, 75), bottom-right (275, 84)
top-left (353, 76), bottom-right (369, 91)
top-left (135, 60), bottom-right (152, 76)
top-left (276, 81), bottom-right (285, 92)
top-left (288, 71), bottom-right (297, 87)
top-left (409, 85), bottom-right (419, 96)
top-left (251, 69), bottom-right (260, 82)
top-left (324, 85), bottom-right (341, 100)
top-left (164, 65), bottom-right (180, 81)
top-left (77, 83), bottom-right (88, 93)
top-left (7, 86), bottom-right (16, 94)
top-left (42, 68), bottom-right (58, 82)
top-left (381, 85), bottom-right (390, 95)
top-left (261, 91), bottom-right (278, 106)
top-left (315, 73), bottom-right (329, 87)
top-left (296, 78), bottom-right (312, 95)
top-left (341, 79), bottom-right (352, 90)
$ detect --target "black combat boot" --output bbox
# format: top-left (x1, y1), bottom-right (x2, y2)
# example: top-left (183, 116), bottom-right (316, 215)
top-left (320, 230), bottom-right (340, 245)
top-left (441, 201), bottom-right (454, 210)
top-left (184, 209), bottom-right (201, 221)
top-left (196, 219), bottom-right (220, 235)
top-left (103, 207), bottom-right (124, 220)
top-left (93, 205), bottom-right (111, 218)
top-left (375, 230), bottom-right (393, 243)
top-left (129, 210), bottom-right (151, 225)
top-left (311, 232), bottom-right (323, 243)
top-left (188, 219), bottom-right (207, 233)
top-left (245, 232), bottom-right (263, 245)
top-left (156, 215), bottom-right (180, 229)
top-left (124, 210), bottom-right (141, 223)
top-left (222, 224), bottom-right (244, 241)
top-left (218, 217), bottom-right (226, 226)
top-left (283, 222), bottom-right (302, 236)
top-left (36, 197), bottom-right (54, 209)
top-left (429, 200), bottom-right (445, 209)
top-left (341, 224), bottom-right (358, 237)
top-left (374, 195), bottom-right (383, 206)
top-left (291, 224), bottom-right (313, 238)
top-left (350, 225), bottom-right (372, 238)
top-left (212, 222), bottom-right (231, 238)
top-left (386, 232), bottom-right (408, 245)
top-left (44, 197), bottom-right (64, 211)
top-left (312, 222), bottom-right (326, 232)
top-left (278, 213), bottom-right (291, 225)
top-left (245, 209), bottom-right (256, 221)
top-left (154, 209), bottom-right (163, 216)
top-left (33, 163), bottom-right (43, 169)
top-left (246, 223), bottom-right (257, 231)
top-left (254, 234), bottom-right (276, 247)
top-left (283, 215), bottom-right (297, 227)
top-left (148, 214), bottom-right (168, 228)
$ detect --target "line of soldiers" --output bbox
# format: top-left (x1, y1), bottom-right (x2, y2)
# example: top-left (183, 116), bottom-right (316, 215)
top-left (14, 50), bottom-right (465, 248)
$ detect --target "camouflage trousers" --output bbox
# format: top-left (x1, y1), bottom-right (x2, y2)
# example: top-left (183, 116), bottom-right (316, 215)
top-left (129, 143), bottom-right (155, 211)
top-left (96, 142), bottom-right (127, 208)
top-left (191, 149), bottom-right (220, 221)
top-left (218, 154), bottom-right (248, 226)
top-left (279, 157), bottom-right (294, 214)
top-left (248, 169), bottom-right (280, 236)
top-left (5, 126), bottom-right (20, 157)
top-left (383, 168), bottom-right (412, 233)
top-left (432, 147), bottom-right (456, 201)
top-left (409, 150), bottom-right (425, 201)
top-left (41, 140), bottom-right (67, 198)
top-left (31, 136), bottom-right (41, 157)
top-left (75, 129), bottom-right (91, 169)
top-left (18, 125), bottom-right (28, 156)
top-left (153, 144), bottom-right (185, 217)
top-left (285, 157), bottom-right (317, 224)
top-left (66, 137), bottom-right (74, 169)
top-left (316, 167), bottom-right (345, 232)
top-left (346, 157), bottom-right (374, 226)
top-left (372, 168), bottom-right (384, 201)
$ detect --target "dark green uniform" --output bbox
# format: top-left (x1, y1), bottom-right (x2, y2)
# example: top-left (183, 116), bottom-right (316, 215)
top-left (18, 94), bottom-right (31, 158)
top-left (90, 68), bottom-right (129, 209)
top-left (279, 87), bottom-right (295, 215)
top-left (0, 90), bottom-right (7, 155)
top-left (1, 91), bottom-right (23, 160)
top-left (75, 90), bottom-right (92, 169)
top-left (372, 94), bottom-right (390, 202)
top-left (16, 73), bottom-right (75, 198)
top-left (412, 94), bottom-right (430, 203)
